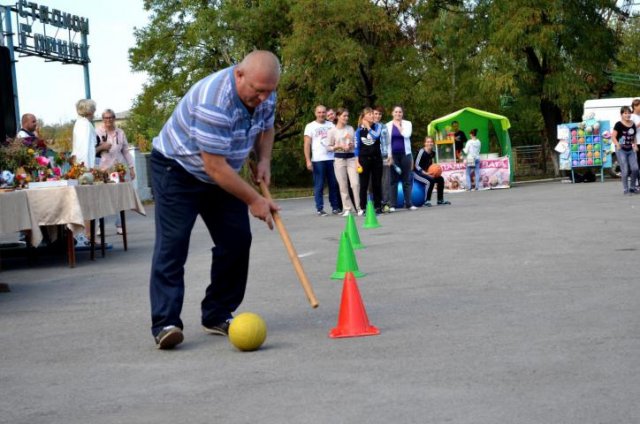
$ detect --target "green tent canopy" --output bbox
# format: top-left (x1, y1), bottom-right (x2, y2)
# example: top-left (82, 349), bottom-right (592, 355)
top-left (427, 107), bottom-right (514, 182)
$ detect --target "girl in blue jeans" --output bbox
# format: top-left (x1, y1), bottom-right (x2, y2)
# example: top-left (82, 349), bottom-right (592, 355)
top-left (612, 106), bottom-right (639, 194)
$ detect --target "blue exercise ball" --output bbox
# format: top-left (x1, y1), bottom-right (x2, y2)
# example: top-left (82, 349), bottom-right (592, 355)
top-left (395, 181), bottom-right (425, 208)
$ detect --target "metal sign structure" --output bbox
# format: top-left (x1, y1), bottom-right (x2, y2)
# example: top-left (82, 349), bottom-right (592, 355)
top-left (0, 1), bottom-right (91, 129)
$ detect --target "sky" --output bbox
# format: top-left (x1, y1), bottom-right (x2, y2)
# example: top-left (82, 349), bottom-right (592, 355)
top-left (5, 0), bottom-right (150, 125)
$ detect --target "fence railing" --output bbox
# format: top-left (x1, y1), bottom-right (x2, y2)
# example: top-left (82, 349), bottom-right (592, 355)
top-left (513, 145), bottom-right (546, 177)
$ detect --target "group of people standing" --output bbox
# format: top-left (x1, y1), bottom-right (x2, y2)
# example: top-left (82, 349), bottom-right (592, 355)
top-left (303, 105), bottom-right (488, 215)
top-left (70, 100), bottom-right (136, 246)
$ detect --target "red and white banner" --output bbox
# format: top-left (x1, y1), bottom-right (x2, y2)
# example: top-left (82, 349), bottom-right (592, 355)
top-left (439, 157), bottom-right (511, 191)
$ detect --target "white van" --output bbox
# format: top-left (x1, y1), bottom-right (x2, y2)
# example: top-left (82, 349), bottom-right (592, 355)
top-left (583, 97), bottom-right (638, 177)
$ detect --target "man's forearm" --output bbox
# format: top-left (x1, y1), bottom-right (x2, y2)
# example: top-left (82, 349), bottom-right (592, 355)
top-left (255, 127), bottom-right (275, 163)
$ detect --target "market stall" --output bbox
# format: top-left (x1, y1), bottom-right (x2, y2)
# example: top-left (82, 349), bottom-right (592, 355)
top-left (427, 107), bottom-right (514, 190)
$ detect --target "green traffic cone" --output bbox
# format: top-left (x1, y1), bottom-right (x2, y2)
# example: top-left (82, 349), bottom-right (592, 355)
top-left (362, 200), bottom-right (381, 229)
top-left (345, 213), bottom-right (364, 249)
top-left (331, 231), bottom-right (365, 280)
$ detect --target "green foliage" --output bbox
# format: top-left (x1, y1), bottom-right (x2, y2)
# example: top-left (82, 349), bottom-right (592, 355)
top-left (610, 15), bottom-right (640, 96)
top-left (127, 0), bottom-right (630, 181)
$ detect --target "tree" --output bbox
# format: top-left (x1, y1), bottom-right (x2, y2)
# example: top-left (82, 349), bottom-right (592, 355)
top-left (474, 0), bottom-right (620, 174)
top-left (610, 14), bottom-right (640, 96)
top-left (129, 0), bottom-right (292, 145)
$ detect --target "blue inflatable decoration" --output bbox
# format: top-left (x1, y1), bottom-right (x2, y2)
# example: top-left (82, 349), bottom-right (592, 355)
top-left (395, 181), bottom-right (426, 208)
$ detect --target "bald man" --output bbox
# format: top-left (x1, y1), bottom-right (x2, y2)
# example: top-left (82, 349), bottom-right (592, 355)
top-left (17, 113), bottom-right (38, 139)
top-left (149, 51), bottom-right (281, 349)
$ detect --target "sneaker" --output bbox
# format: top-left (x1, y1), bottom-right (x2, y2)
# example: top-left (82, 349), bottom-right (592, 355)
top-left (424, 201), bottom-right (432, 207)
top-left (116, 226), bottom-right (123, 235)
top-left (382, 204), bottom-right (390, 213)
top-left (74, 233), bottom-right (90, 246)
top-left (408, 205), bottom-right (418, 211)
top-left (357, 209), bottom-right (364, 216)
top-left (203, 319), bottom-right (232, 336)
top-left (317, 210), bottom-right (328, 217)
top-left (155, 325), bottom-right (184, 350)
top-left (341, 210), bottom-right (351, 217)
top-left (332, 209), bottom-right (342, 215)
top-left (389, 207), bottom-right (396, 213)
top-left (437, 200), bottom-right (451, 205)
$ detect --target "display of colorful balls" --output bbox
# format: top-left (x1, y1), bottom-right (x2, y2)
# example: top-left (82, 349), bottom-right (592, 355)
top-left (594, 159), bottom-right (602, 165)
top-left (571, 137), bottom-right (578, 143)
top-left (571, 144), bottom-right (578, 151)
top-left (587, 151), bottom-right (593, 158)
top-left (587, 159), bottom-right (593, 165)
top-left (594, 143), bottom-right (601, 150)
top-left (572, 152), bottom-right (579, 160)
top-left (585, 126), bottom-right (593, 134)
top-left (594, 151), bottom-right (601, 158)
top-left (580, 159), bottom-right (586, 165)
top-left (593, 136), bottom-right (600, 143)
top-left (578, 129), bottom-right (585, 137)
top-left (579, 137), bottom-right (585, 144)
top-left (571, 129), bottom-right (577, 136)
top-left (593, 122), bottom-right (600, 131)
top-left (586, 144), bottom-right (593, 151)
top-left (578, 144), bottom-right (584, 151)
top-left (572, 160), bottom-right (579, 166)
top-left (580, 152), bottom-right (586, 159)
top-left (602, 130), bottom-right (611, 139)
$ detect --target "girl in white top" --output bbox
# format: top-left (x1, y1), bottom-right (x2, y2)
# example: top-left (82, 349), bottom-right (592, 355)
top-left (463, 128), bottom-right (482, 190)
top-left (327, 108), bottom-right (362, 216)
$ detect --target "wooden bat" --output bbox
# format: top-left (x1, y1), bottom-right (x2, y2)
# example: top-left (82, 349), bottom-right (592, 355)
top-left (250, 162), bottom-right (319, 308)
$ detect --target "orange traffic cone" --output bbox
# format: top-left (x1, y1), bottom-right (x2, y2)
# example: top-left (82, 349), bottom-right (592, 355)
top-left (329, 272), bottom-right (380, 338)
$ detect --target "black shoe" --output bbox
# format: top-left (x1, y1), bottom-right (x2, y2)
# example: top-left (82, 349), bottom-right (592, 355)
top-left (202, 319), bottom-right (232, 336)
top-left (424, 201), bottom-right (432, 207)
top-left (375, 208), bottom-right (383, 214)
top-left (332, 209), bottom-right (342, 215)
top-left (317, 210), bottom-right (328, 217)
top-left (155, 325), bottom-right (184, 350)
top-left (437, 200), bottom-right (451, 205)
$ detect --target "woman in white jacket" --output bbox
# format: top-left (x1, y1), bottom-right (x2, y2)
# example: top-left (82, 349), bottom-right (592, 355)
top-left (386, 106), bottom-right (416, 211)
top-left (72, 99), bottom-right (98, 169)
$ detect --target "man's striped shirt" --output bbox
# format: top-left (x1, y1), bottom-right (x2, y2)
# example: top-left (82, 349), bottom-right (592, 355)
top-left (152, 66), bottom-right (276, 183)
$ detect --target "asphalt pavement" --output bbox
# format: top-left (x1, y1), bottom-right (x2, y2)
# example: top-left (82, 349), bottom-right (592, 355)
top-left (1, 179), bottom-right (639, 424)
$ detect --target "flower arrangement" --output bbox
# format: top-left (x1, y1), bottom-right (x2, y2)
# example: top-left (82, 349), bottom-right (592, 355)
top-left (110, 162), bottom-right (127, 182)
top-left (65, 162), bottom-right (87, 180)
top-left (0, 136), bottom-right (117, 188)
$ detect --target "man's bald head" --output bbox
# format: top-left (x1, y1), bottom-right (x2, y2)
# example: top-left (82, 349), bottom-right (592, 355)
top-left (238, 50), bottom-right (280, 79)
top-left (21, 114), bottom-right (37, 132)
top-left (234, 50), bottom-right (280, 110)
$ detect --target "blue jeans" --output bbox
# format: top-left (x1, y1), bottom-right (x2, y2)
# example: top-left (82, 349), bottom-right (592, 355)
top-left (149, 150), bottom-right (251, 337)
top-left (389, 153), bottom-right (414, 207)
top-left (466, 159), bottom-right (481, 190)
top-left (617, 148), bottom-right (639, 192)
top-left (312, 160), bottom-right (340, 211)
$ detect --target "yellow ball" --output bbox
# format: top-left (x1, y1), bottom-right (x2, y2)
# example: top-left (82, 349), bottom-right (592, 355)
top-left (357, 166), bottom-right (363, 174)
top-left (228, 312), bottom-right (267, 351)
